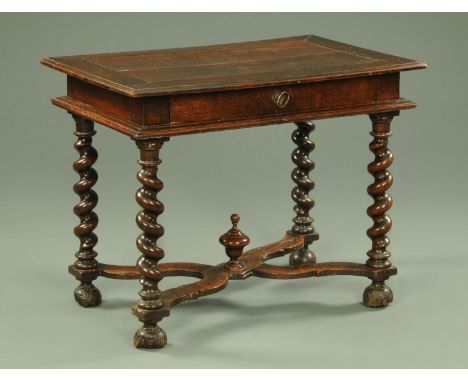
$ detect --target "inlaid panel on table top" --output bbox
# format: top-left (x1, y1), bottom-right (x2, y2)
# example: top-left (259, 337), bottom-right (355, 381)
top-left (41, 35), bottom-right (427, 97)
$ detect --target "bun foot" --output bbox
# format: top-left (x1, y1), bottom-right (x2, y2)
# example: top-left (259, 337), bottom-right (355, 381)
top-left (134, 324), bottom-right (167, 349)
top-left (74, 282), bottom-right (102, 308)
top-left (363, 281), bottom-right (393, 307)
top-left (289, 248), bottom-right (316, 265)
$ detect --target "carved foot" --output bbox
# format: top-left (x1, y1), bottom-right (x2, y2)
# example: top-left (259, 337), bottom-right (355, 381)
top-left (134, 324), bottom-right (167, 349)
top-left (289, 247), bottom-right (316, 265)
top-left (74, 282), bottom-right (102, 307)
top-left (363, 280), bottom-right (393, 307)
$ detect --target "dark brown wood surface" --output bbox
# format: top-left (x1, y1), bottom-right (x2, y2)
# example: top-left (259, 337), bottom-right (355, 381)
top-left (362, 113), bottom-right (396, 307)
top-left (43, 36), bottom-right (426, 138)
top-left (41, 35), bottom-right (426, 97)
top-left (70, 116), bottom-right (102, 308)
top-left (45, 36), bottom-right (426, 349)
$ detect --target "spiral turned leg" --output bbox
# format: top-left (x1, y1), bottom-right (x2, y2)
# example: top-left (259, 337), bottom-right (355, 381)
top-left (133, 138), bottom-right (169, 349)
top-left (289, 121), bottom-right (319, 265)
top-left (363, 112), bottom-right (398, 307)
top-left (71, 114), bottom-right (101, 308)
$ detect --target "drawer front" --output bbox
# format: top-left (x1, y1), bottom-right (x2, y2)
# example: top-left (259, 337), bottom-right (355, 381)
top-left (169, 74), bottom-right (399, 126)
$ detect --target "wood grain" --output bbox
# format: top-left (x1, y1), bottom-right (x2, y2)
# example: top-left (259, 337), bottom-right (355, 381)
top-left (41, 35), bottom-right (426, 97)
top-left (51, 95), bottom-right (417, 138)
top-left (45, 36), bottom-right (426, 349)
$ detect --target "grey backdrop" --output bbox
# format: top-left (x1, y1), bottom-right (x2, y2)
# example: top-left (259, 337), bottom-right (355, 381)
top-left (0, 13), bottom-right (467, 368)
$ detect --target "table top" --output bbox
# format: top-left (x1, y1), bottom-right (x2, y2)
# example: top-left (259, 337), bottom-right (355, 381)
top-left (41, 35), bottom-right (426, 98)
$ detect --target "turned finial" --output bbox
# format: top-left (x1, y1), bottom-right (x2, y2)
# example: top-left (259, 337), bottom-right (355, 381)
top-left (219, 214), bottom-right (250, 268)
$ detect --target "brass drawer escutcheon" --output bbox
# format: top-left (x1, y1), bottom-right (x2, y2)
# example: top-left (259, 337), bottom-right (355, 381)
top-left (273, 91), bottom-right (290, 108)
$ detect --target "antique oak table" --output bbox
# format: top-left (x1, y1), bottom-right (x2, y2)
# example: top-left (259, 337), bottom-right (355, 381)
top-left (41, 35), bottom-right (426, 349)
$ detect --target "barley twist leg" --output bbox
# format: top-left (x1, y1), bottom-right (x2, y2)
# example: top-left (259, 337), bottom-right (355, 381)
top-left (289, 121), bottom-right (319, 265)
top-left (133, 138), bottom-right (169, 349)
top-left (71, 114), bottom-right (101, 308)
top-left (363, 112), bottom-right (398, 307)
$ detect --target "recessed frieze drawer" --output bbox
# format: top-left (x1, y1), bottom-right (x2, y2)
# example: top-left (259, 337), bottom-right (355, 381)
top-left (169, 74), bottom-right (399, 126)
